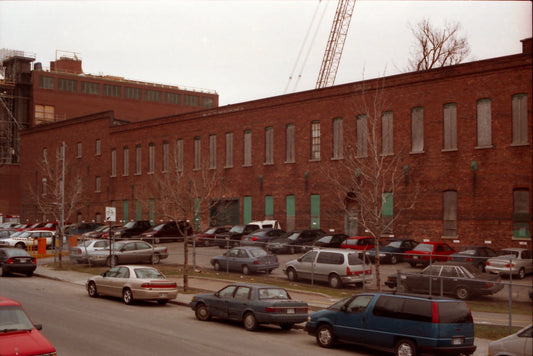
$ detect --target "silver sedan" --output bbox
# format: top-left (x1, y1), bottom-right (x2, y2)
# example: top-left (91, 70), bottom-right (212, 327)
top-left (486, 248), bottom-right (533, 279)
top-left (86, 265), bottom-right (178, 305)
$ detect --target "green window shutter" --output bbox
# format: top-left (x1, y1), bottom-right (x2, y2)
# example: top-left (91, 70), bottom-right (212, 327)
top-left (265, 196), bottom-right (274, 216)
top-left (243, 196), bottom-right (252, 224)
top-left (123, 200), bottom-right (129, 222)
top-left (148, 199), bottom-right (155, 223)
top-left (135, 201), bottom-right (142, 220)
top-left (194, 198), bottom-right (201, 231)
top-left (286, 195), bottom-right (295, 216)
top-left (310, 194), bottom-right (320, 229)
top-left (382, 193), bottom-right (393, 216)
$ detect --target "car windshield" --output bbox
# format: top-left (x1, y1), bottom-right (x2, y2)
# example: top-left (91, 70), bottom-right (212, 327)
top-left (0, 306), bottom-right (35, 332)
top-left (5, 249), bottom-right (31, 257)
top-left (456, 248), bottom-right (477, 255)
top-left (316, 236), bottom-right (333, 244)
top-left (413, 243), bottom-right (433, 252)
top-left (497, 250), bottom-right (519, 258)
top-left (110, 242), bottom-right (127, 251)
top-left (204, 227), bottom-right (218, 234)
top-left (152, 224), bottom-right (166, 231)
top-left (134, 268), bottom-right (165, 279)
top-left (287, 232), bottom-right (301, 241)
top-left (249, 249), bottom-right (268, 258)
top-left (258, 288), bottom-right (289, 300)
top-left (229, 225), bottom-right (245, 233)
top-left (123, 221), bottom-right (136, 228)
top-left (386, 240), bottom-right (403, 248)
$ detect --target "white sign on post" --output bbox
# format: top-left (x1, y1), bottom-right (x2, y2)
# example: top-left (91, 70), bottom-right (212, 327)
top-left (105, 207), bottom-right (116, 222)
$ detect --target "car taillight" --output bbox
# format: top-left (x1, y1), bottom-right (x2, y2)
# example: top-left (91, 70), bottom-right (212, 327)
top-left (432, 302), bottom-right (439, 323)
top-left (486, 262), bottom-right (491, 266)
top-left (5, 258), bottom-right (13, 264)
top-left (465, 258), bottom-right (473, 262)
top-left (506, 263), bottom-right (515, 267)
top-left (347, 267), bottom-right (372, 276)
top-left (485, 282), bottom-right (494, 288)
top-left (31, 257), bottom-right (36, 263)
top-left (253, 260), bottom-right (259, 264)
top-left (252, 237), bottom-right (258, 241)
top-left (141, 281), bottom-right (177, 289)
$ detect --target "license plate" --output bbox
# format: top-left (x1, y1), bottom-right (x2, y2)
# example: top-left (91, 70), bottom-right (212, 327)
top-left (413, 256), bottom-right (418, 260)
top-left (451, 337), bottom-right (464, 345)
top-left (287, 308), bottom-right (295, 314)
top-left (159, 293), bottom-right (168, 297)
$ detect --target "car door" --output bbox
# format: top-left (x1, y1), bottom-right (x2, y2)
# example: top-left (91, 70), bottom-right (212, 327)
top-left (333, 294), bottom-right (374, 343)
top-left (210, 285), bottom-right (237, 318)
top-left (409, 265), bottom-right (441, 293)
top-left (107, 266), bottom-right (130, 297)
top-left (295, 250), bottom-right (318, 280)
top-left (224, 249), bottom-right (240, 271)
top-left (134, 241), bottom-right (154, 262)
top-left (97, 267), bottom-right (120, 295)
top-left (228, 286), bottom-right (251, 320)
top-left (521, 250), bottom-right (533, 273)
top-left (439, 266), bottom-right (460, 296)
top-left (117, 242), bottom-right (138, 263)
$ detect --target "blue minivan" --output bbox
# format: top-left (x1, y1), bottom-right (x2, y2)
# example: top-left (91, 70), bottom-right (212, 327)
top-left (305, 292), bottom-right (476, 356)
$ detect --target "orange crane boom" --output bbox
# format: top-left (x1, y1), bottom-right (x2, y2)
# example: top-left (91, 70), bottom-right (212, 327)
top-left (315, 0), bottom-right (356, 89)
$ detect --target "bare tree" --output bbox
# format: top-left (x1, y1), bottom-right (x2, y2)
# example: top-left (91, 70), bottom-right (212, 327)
top-left (146, 157), bottom-right (225, 291)
top-left (323, 82), bottom-right (418, 290)
top-left (27, 144), bottom-right (85, 267)
top-left (408, 19), bottom-right (470, 71)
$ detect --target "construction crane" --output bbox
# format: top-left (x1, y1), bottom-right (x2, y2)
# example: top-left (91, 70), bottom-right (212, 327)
top-left (315, 0), bottom-right (356, 89)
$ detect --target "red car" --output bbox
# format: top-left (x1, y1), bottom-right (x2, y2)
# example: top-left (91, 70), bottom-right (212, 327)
top-left (0, 296), bottom-right (56, 356)
top-left (191, 226), bottom-right (232, 247)
top-left (340, 236), bottom-right (375, 251)
top-left (404, 241), bottom-right (455, 267)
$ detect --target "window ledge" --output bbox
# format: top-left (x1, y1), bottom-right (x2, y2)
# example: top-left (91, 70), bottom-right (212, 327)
top-left (224, 165), bottom-right (234, 169)
top-left (441, 148), bottom-right (458, 153)
top-left (331, 157), bottom-right (344, 161)
top-left (242, 164), bottom-right (252, 168)
top-left (147, 172), bottom-right (154, 175)
top-left (380, 153), bottom-right (394, 157)
top-left (511, 236), bottom-right (531, 241)
top-left (309, 158), bottom-right (321, 162)
top-left (475, 145), bottom-right (493, 150)
top-left (284, 160), bottom-right (295, 164)
top-left (264, 162), bottom-right (274, 166)
top-left (441, 235), bottom-right (458, 240)
top-left (134, 173), bottom-right (142, 176)
top-left (510, 142), bottom-right (530, 147)
top-left (410, 150), bottom-right (425, 155)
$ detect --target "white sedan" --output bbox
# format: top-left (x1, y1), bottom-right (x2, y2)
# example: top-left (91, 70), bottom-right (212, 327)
top-left (86, 265), bottom-right (178, 305)
top-left (69, 239), bottom-right (110, 263)
top-left (0, 230), bottom-right (55, 249)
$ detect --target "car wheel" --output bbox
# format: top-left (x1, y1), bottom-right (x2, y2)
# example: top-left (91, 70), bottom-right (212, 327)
top-left (150, 253), bottom-right (161, 264)
top-left (157, 299), bottom-right (169, 305)
top-left (87, 281), bottom-right (99, 297)
top-left (25, 271), bottom-right (33, 277)
top-left (195, 303), bottom-right (211, 321)
top-left (390, 255), bottom-right (398, 264)
top-left (518, 268), bottom-right (526, 279)
top-left (476, 262), bottom-right (485, 272)
top-left (15, 242), bottom-right (25, 249)
top-left (286, 267), bottom-right (297, 281)
top-left (106, 256), bottom-right (118, 267)
top-left (213, 262), bottom-right (221, 272)
top-left (242, 265), bottom-right (250, 275)
top-left (0, 265), bottom-right (6, 277)
top-left (280, 323), bottom-right (293, 330)
top-left (455, 286), bottom-right (470, 300)
top-left (122, 288), bottom-right (134, 305)
top-left (409, 262), bottom-right (417, 267)
top-left (243, 312), bottom-right (258, 331)
top-left (316, 324), bottom-right (335, 348)
top-left (203, 239), bottom-right (210, 247)
top-left (328, 274), bottom-right (342, 289)
top-left (395, 338), bottom-right (416, 356)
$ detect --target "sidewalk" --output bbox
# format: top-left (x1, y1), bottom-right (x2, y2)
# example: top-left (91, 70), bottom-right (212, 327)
top-left (34, 261), bottom-right (531, 328)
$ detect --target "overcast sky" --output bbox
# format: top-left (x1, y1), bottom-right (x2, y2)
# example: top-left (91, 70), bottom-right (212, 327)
top-left (1, 1), bottom-right (531, 106)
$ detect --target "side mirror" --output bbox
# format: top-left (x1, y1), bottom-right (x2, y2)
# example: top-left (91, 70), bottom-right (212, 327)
top-left (34, 323), bottom-right (43, 330)
top-left (214, 292), bottom-right (220, 298)
top-left (297, 258), bottom-right (302, 262)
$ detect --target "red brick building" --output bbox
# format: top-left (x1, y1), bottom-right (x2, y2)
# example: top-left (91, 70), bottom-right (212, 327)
top-left (19, 39), bottom-right (532, 250)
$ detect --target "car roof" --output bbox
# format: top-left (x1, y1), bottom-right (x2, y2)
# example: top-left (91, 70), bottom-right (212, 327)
top-left (0, 295), bottom-right (22, 307)
top-left (500, 247), bottom-right (528, 252)
top-left (223, 282), bottom-right (283, 289)
top-left (345, 236), bottom-right (373, 239)
top-left (312, 248), bottom-right (358, 254)
top-left (358, 291), bottom-right (462, 302)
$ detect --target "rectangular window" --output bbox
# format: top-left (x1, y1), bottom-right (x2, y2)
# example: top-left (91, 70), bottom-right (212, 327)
top-left (265, 195), bottom-right (274, 219)
top-left (95, 176), bottom-right (101, 193)
top-left (265, 127), bottom-right (274, 164)
top-left (513, 189), bottom-right (531, 238)
top-left (77, 142), bottom-right (82, 158)
top-left (162, 141), bottom-right (169, 172)
top-left (202, 97), bottom-right (214, 108)
top-left (135, 145), bottom-right (142, 174)
top-left (209, 135), bottom-right (216, 169)
top-left (81, 81), bottom-right (100, 95)
top-left (184, 94), bottom-right (200, 106)
top-left (443, 103), bottom-right (457, 150)
top-left (39, 76), bottom-right (54, 89)
top-left (35, 105), bottom-right (55, 124)
top-left (382, 192), bottom-right (393, 234)
top-left (333, 118), bottom-right (343, 159)
top-left (194, 137), bottom-right (201, 170)
top-left (103, 84), bottom-right (121, 98)
top-left (476, 98), bottom-right (492, 148)
top-left (243, 196), bottom-right (252, 224)
top-left (310, 194), bottom-right (320, 229)
top-left (111, 149), bottom-right (117, 177)
top-left (512, 94), bottom-right (528, 145)
top-left (382, 111), bottom-right (393, 155)
top-left (165, 92), bottom-right (181, 104)
top-left (443, 190), bottom-right (457, 237)
top-left (225, 132), bottom-right (233, 168)
top-left (286, 195), bottom-right (296, 231)
top-left (176, 139), bottom-right (184, 172)
top-left (243, 130), bottom-right (252, 167)
top-left (58, 78), bottom-right (77, 92)
top-left (123, 146), bottom-right (129, 176)
top-left (286, 124), bottom-right (295, 163)
top-left (123, 200), bottom-right (129, 222)
top-left (145, 90), bottom-right (162, 102)
top-left (356, 115), bottom-right (368, 157)
top-left (95, 139), bottom-right (101, 156)
top-left (124, 87), bottom-right (142, 100)
top-left (311, 121), bottom-right (320, 160)
top-left (411, 107), bottom-right (424, 153)
top-left (148, 143), bottom-right (155, 174)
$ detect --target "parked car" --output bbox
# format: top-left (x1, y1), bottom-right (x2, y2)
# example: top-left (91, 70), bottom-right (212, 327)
top-left (284, 248), bottom-right (372, 288)
top-left (0, 247), bottom-right (37, 276)
top-left (210, 246), bottom-right (279, 275)
top-left (248, 220), bottom-right (282, 229)
top-left (189, 283), bottom-right (308, 331)
top-left (86, 265), bottom-right (178, 305)
top-left (488, 324), bottom-right (532, 356)
top-left (340, 236), bottom-right (375, 252)
top-left (266, 229), bottom-right (326, 254)
top-left (312, 234), bottom-right (348, 248)
top-left (240, 228), bottom-right (286, 248)
top-left (112, 220), bottom-right (152, 239)
top-left (305, 292), bottom-right (476, 355)
top-left (384, 261), bottom-right (504, 300)
top-left (0, 296), bottom-right (57, 355)
top-left (449, 246), bottom-right (498, 272)
top-left (140, 220), bottom-right (192, 243)
top-left (404, 241), bottom-right (455, 267)
top-left (82, 224), bottom-right (121, 240)
top-left (69, 239), bottom-right (111, 264)
top-left (367, 238), bottom-right (419, 264)
top-left (214, 223), bottom-right (262, 248)
top-left (485, 247), bottom-right (533, 279)
top-left (191, 226), bottom-right (232, 246)
top-left (66, 222), bottom-right (103, 237)
top-left (87, 240), bottom-right (169, 266)
top-left (0, 229), bottom-right (16, 239)
top-left (0, 230), bottom-right (55, 249)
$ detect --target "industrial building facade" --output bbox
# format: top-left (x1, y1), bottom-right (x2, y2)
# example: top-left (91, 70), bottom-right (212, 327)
top-left (15, 38), bottom-right (533, 250)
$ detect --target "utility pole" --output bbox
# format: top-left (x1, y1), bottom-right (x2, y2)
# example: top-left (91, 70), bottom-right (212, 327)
top-left (59, 141), bottom-right (65, 267)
